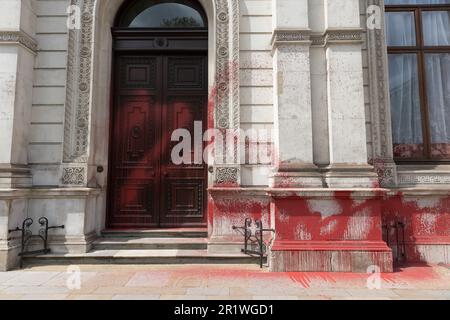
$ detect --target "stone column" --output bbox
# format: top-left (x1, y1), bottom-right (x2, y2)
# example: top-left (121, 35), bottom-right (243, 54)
top-left (0, 0), bottom-right (36, 270)
top-left (322, 0), bottom-right (378, 188)
top-left (269, 0), bottom-right (322, 188)
top-left (0, 0), bottom-right (36, 188)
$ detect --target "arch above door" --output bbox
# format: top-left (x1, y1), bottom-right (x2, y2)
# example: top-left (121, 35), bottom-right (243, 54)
top-left (62, 0), bottom-right (240, 187)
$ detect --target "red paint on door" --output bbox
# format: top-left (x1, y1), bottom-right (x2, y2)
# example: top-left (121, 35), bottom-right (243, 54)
top-left (108, 54), bottom-right (208, 228)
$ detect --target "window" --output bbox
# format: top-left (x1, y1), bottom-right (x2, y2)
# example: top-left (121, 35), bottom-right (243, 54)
top-left (385, 0), bottom-right (450, 161)
top-left (117, 0), bottom-right (207, 28)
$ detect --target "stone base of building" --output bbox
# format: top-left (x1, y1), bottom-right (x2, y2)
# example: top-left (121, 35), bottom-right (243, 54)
top-left (266, 188), bottom-right (394, 272)
top-left (0, 242), bottom-right (21, 272)
top-left (383, 189), bottom-right (450, 264)
top-left (0, 188), bottom-right (102, 270)
top-left (269, 241), bottom-right (393, 272)
top-left (1, 186), bottom-right (449, 272)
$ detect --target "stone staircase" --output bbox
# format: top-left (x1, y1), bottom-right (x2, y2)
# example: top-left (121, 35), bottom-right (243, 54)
top-left (23, 228), bottom-right (262, 266)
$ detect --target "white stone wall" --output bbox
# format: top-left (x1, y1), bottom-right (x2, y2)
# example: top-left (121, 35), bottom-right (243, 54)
top-left (20, 0), bottom-right (382, 189)
top-left (239, 0), bottom-right (273, 186)
top-left (30, 0), bottom-right (70, 186)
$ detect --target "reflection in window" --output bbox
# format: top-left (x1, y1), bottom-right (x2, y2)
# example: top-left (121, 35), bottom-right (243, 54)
top-left (118, 0), bottom-right (206, 28)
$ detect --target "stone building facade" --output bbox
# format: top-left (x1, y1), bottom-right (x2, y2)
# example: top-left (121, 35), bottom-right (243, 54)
top-left (0, 0), bottom-right (449, 271)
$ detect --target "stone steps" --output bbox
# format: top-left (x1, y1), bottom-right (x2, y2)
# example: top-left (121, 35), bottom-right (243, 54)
top-left (100, 228), bottom-right (208, 238)
top-left (23, 228), bottom-right (263, 266)
top-left (93, 237), bottom-right (208, 250)
top-left (23, 249), bottom-right (262, 266)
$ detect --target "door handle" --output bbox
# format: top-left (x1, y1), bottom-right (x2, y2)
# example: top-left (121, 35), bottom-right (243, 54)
top-left (208, 166), bottom-right (213, 174)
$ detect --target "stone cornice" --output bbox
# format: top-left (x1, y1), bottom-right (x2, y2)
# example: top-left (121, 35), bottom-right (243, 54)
top-left (325, 28), bottom-right (364, 44)
top-left (272, 28), bottom-right (363, 49)
top-left (0, 30), bottom-right (38, 53)
top-left (271, 29), bottom-right (312, 48)
top-left (310, 28), bottom-right (364, 47)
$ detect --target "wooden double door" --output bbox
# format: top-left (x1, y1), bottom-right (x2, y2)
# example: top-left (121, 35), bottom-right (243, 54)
top-left (108, 53), bottom-right (208, 228)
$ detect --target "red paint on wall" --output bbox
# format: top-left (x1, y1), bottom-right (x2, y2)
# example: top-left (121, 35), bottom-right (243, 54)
top-left (382, 192), bottom-right (450, 263)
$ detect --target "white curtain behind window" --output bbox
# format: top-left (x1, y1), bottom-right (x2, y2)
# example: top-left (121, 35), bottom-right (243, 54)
top-left (386, 3), bottom-right (450, 158)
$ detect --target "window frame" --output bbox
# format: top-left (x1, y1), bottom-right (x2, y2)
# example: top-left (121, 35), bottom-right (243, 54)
top-left (115, 0), bottom-right (208, 29)
top-left (385, 2), bottom-right (450, 163)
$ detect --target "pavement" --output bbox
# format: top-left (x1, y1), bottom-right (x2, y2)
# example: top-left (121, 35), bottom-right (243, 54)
top-left (0, 263), bottom-right (449, 300)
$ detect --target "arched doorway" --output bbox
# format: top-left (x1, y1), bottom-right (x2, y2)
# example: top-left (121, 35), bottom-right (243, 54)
top-left (107, 0), bottom-right (208, 229)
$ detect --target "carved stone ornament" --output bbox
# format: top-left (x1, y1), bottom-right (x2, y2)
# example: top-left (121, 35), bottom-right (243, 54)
top-left (62, 166), bottom-right (86, 186)
top-left (63, 0), bottom-right (241, 186)
top-left (0, 31), bottom-right (38, 52)
top-left (215, 167), bottom-right (239, 185)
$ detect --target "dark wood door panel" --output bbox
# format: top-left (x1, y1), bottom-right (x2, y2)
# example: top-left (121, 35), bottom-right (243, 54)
top-left (160, 178), bottom-right (206, 227)
top-left (108, 52), bottom-right (207, 228)
top-left (110, 178), bottom-right (158, 228)
top-left (167, 56), bottom-right (207, 91)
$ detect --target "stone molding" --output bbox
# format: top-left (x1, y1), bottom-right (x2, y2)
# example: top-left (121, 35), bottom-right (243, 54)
top-left (310, 28), bottom-right (364, 47)
top-left (396, 165), bottom-right (450, 187)
top-left (271, 28), bottom-right (364, 48)
top-left (62, 0), bottom-right (241, 186)
top-left (324, 28), bottom-right (364, 44)
top-left (365, 0), bottom-right (397, 187)
top-left (271, 29), bottom-right (312, 48)
top-left (0, 30), bottom-right (38, 53)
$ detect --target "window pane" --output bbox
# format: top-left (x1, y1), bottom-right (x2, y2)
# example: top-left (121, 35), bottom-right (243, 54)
top-left (422, 11), bottom-right (450, 46)
top-left (385, 12), bottom-right (416, 46)
top-left (386, 0), bottom-right (450, 4)
top-left (388, 54), bottom-right (425, 159)
top-left (120, 0), bottom-right (206, 28)
top-left (425, 54), bottom-right (450, 159)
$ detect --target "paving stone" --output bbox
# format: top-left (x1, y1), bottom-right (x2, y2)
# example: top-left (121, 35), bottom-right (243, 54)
top-left (252, 296), bottom-right (299, 300)
top-left (186, 287), bottom-right (230, 296)
top-left (0, 271), bottom-right (22, 283)
top-left (345, 289), bottom-right (402, 298)
top-left (3, 271), bottom-right (60, 286)
top-left (44, 271), bottom-right (98, 287)
top-left (78, 271), bottom-right (134, 287)
top-left (93, 286), bottom-right (186, 295)
top-left (126, 271), bottom-right (171, 287)
top-left (112, 294), bottom-right (160, 300)
top-left (0, 294), bottom-right (23, 300)
top-left (302, 289), bottom-right (352, 297)
top-left (393, 289), bottom-right (450, 299)
top-left (68, 294), bottom-right (114, 300)
top-left (207, 295), bottom-right (253, 300)
top-left (160, 295), bottom-right (206, 300)
top-left (19, 294), bottom-right (69, 300)
top-left (2, 285), bottom-right (70, 295)
top-left (171, 275), bottom-right (206, 288)
top-left (0, 264), bottom-right (448, 300)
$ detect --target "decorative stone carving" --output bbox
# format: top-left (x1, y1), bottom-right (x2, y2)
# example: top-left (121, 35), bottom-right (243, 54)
top-left (365, 0), bottom-right (397, 187)
top-left (325, 29), bottom-right (363, 43)
top-left (215, 167), bottom-right (239, 185)
top-left (373, 159), bottom-right (397, 187)
top-left (0, 31), bottom-right (38, 53)
top-left (64, 0), bottom-right (94, 165)
top-left (271, 29), bottom-right (311, 45)
top-left (62, 0), bottom-right (241, 187)
top-left (62, 167), bottom-right (86, 186)
top-left (310, 29), bottom-right (363, 47)
top-left (398, 174), bottom-right (450, 186)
